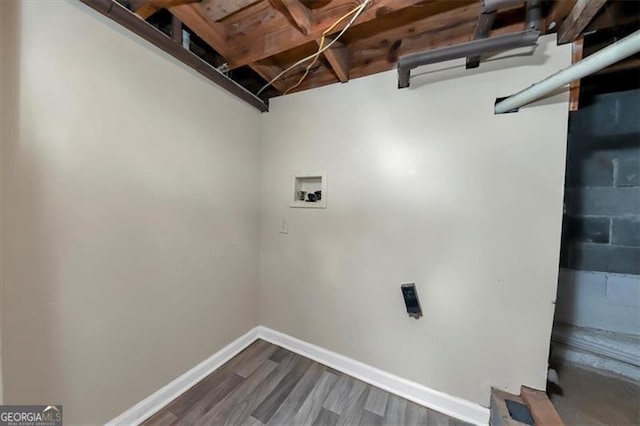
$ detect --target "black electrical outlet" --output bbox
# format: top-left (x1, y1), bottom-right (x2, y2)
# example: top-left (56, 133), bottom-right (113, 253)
top-left (401, 283), bottom-right (422, 319)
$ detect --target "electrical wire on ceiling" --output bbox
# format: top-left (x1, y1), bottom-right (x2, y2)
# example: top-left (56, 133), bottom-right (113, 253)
top-left (257, 0), bottom-right (371, 96)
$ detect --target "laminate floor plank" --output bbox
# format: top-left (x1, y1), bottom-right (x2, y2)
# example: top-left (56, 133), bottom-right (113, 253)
top-left (312, 407), bottom-right (340, 426)
top-left (196, 359), bottom-right (279, 425)
top-left (292, 371), bottom-right (338, 425)
top-left (405, 400), bottom-right (429, 425)
top-left (360, 409), bottom-right (384, 425)
top-left (224, 353), bottom-right (300, 425)
top-left (244, 416), bottom-right (265, 426)
top-left (158, 350), bottom-right (241, 419)
top-left (335, 385), bottom-right (371, 426)
top-left (266, 362), bottom-right (327, 426)
top-left (365, 386), bottom-right (389, 417)
top-left (382, 394), bottom-right (407, 425)
top-left (142, 410), bottom-right (177, 426)
top-left (323, 374), bottom-right (354, 415)
top-left (234, 342), bottom-right (279, 379)
top-left (251, 355), bottom-right (314, 423)
top-left (142, 339), bottom-right (469, 426)
top-left (268, 347), bottom-right (290, 363)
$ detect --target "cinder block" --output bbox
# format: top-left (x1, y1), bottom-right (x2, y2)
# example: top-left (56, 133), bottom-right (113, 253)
top-left (567, 187), bottom-right (640, 216)
top-left (614, 157), bottom-right (640, 187)
top-left (563, 216), bottom-right (610, 244)
top-left (606, 273), bottom-right (640, 309)
top-left (569, 243), bottom-right (640, 275)
top-left (612, 218), bottom-right (640, 247)
top-left (570, 90), bottom-right (640, 138)
top-left (566, 156), bottom-right (613, 188)
top-left (556, 268), bottom-right (638, 334)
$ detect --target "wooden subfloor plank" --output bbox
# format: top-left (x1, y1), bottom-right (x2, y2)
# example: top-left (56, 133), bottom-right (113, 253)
top-left (521, 386), bottom-right (565, 425)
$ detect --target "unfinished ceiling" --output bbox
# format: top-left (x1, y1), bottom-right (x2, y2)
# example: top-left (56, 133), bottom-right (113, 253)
top-left (95, 0), bottom-right (638, 108)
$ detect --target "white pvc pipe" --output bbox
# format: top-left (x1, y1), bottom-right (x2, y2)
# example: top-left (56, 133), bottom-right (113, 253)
top-left (495, 29), bottom-right (640, 114)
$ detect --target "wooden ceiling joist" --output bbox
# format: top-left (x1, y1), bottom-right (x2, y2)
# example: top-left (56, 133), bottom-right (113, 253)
top-left (131, 0), bottom-right (200, 19)
top-left (285, 2), bottom-right (488, 93)
top-left (169, 3), bottom-right (286, 93)
top-left (319, 39), bottom-right (350, 83)
top-left (120, 0), bottom-right (635, 99)
top-left (558, 0), bottom-right (608, 44)
top-left (201, 0), bottom-right (259, 21)
top-left (271, 0), bottom-right (313, 36)
top-left (224, 0), bottom-right (430, 70)
top-left (79, 0), bottom-right (268, 111)
top-left (545, 0), bottom-right (577, 32)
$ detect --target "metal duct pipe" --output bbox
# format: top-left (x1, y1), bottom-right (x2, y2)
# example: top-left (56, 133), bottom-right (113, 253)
top-left (482, 0), bottom-right (525, 13)
top-left (525, 0), bottom-right (542, 30)
top-left (495, 29), bottom-right (640, 114)
top-left (398, 30), bottom-right (540, 88)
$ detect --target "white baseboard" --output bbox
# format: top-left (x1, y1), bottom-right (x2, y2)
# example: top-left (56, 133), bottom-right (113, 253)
top-left (106, 326), bottom-right (260, 425)
top-left (257, 326), bottom-right (490, 426)
top-left (107, 326), bottom-right (489, 426)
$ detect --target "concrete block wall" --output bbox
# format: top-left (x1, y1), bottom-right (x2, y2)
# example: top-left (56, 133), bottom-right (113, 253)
top-left (553, 88), bottom-right (639, 382)
top-left (561, 89), bottom-right (640, 275)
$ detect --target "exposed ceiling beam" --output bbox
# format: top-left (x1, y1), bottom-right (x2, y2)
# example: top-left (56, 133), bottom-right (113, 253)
top-left (252, 63), bottom-right (288, 92)
top-left (593, 57), bottom-right (640, 75)
top-left (79, 0), bottom-right (268, 111)
top-left (169, 3), bottom-right (286, 92)
top-left (558, 0), bottom-right (607, 44)
top-left (131, 0), bottom-right (200, 19)
top-left (318, 39), bottom-right (350, 82)
top-left (200, 0), bottom-right (259, 21)
top-left (569, 38), bottom-right (584, 111)
top-left (286, 2), bottom-right (483, 93)
top-left (224, 0), bottom-right (432, 70)
top-left (270, 0), bottom-right (313, 36)
top-left (288, 12), bottom-right (526, 94)
top-left (586, 1), bottom-right (640, 33)
top-left (171, 15), bottom-right (182, 43)
top-left (466, 11), bottom-right (496, 69)
top-left (545, 0), bottom-right (577, 33)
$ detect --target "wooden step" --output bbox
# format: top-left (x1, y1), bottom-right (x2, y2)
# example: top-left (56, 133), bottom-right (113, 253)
top-left (520, 386), bottom-right (565, 426)
top-left (490, 387), bottom-right (565, 426)
top-left (491, 389), bottom-right (531, 426)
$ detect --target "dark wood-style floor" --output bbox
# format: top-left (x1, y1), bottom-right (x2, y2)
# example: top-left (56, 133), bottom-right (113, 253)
top-left (143, 339), bottom-right (470, 425)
